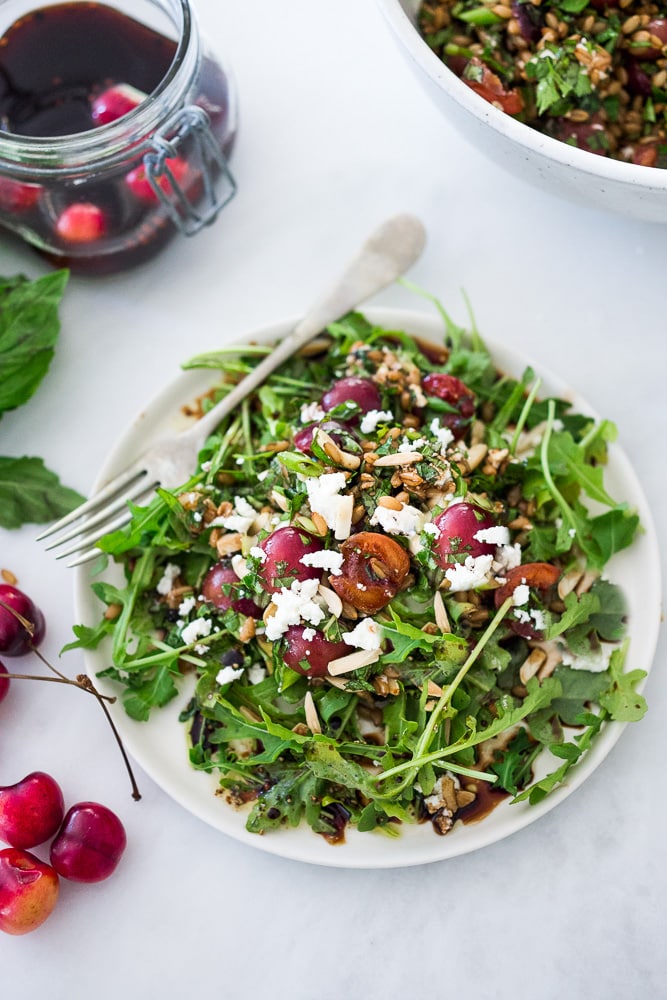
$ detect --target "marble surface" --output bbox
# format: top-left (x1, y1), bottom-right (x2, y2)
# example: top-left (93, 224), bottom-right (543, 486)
top-left (1, 0), bottom-right (666, 996)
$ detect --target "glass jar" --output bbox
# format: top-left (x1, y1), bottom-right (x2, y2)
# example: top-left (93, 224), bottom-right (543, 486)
top-left (0, 0), bottom-right (237, 274)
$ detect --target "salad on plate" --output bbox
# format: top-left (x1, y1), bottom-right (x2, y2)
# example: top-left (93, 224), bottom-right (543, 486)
top-left (72, 298), bottom-right (648, 845)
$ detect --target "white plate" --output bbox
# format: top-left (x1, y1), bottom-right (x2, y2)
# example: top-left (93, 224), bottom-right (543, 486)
top-left (75, 308), bottom-right (662, 869)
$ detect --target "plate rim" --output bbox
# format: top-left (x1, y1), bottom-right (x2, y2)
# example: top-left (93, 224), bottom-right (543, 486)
top-left (74, 306), bottom-right (663, 869)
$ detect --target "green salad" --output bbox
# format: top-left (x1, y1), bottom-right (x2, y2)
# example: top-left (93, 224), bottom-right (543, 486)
top-left (72, 301), bottom-right (647, 842)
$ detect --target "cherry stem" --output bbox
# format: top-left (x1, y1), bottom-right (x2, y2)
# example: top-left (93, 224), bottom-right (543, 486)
top-left (2, 671), bottom-right (115, 701)
top-left (0, 598), bottom-right (141, 801)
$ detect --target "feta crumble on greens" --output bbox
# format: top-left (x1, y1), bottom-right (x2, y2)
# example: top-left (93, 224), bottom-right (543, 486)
top-left (75, 296), bottom-right (646, 844)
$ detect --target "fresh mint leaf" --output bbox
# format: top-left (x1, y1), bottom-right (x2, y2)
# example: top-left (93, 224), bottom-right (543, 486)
top-left (0, 270), bottom-right (69, 414)
top-left (0, 455), bottom-right (84, 528)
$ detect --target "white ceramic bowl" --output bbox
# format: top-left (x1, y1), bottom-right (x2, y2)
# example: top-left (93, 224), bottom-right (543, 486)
top-left (377, 0), bottom-right (667, 222)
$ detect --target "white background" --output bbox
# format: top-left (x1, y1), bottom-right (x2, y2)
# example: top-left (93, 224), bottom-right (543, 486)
top-left (2, 1), bottom-right (666, 997)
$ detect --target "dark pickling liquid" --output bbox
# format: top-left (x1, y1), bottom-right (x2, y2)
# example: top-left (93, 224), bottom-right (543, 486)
top-left (0, 3), bottom-right (177, 137)
top-left (0, 3), bottom-right (234, 273)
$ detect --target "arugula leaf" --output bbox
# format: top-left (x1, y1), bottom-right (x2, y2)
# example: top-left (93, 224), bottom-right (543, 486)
top-left (0, 455), bottom-right (84, 528)
top-left (550, 665), bottom-right (609, 725)
top-left (599, 643), bottom-right (647, 722)
top-left (0, 270), bottom-right (69, 414)
top-left (514, 710), bottom-right (606, 805)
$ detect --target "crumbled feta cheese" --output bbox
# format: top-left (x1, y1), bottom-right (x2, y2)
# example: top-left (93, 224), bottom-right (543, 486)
top-left (342, 617), bottom-right (383, 651)
top-left (530, 608), bottom-right (547, 632)
top-left (300, 549), bottom-right (344, 575)
top-left (264, 578), bottom-right (326, 640)
top-left (560, 643), bottom-right (612, 673)
top-left (156, 562), bottom-right (181, 595)
top-left (398, 436), bottom-right (427, 453)
top-left (200, 460), bottom-right (212, 472)
top-left (216, 664), bottom-right (244, 686)
top-left (359, 409), bottom-right (394, 434)
top-left (178, 596), bottom-right (197, 617)
top-left (306, 472), bottom-right (353, 540)
top-left (181, 617), bottom-right (213, 646)
top-left (257, 470), bottom-right (269, 482)
top-left (247, 663), bottom-right (267, 685)
top-left (423, 522), bottom-right (441, 538)
top-left (249, 545), bottom-right (267, 563)
top-left (301, 627), bottom-right (316, 641)
top-left (211, 496), bottom-right (257, 534)
top-left (568, 528), bottom-right (577, 539)
top-left (193, 511), bottom-right (202, 523)
top-left (445, 554), bottom-right (494, 592)
top-left (370, 502), bottom-right (424, 537)
top-left (514, 608), bottom-right (531, 624)
top-left (493, 543), bottom-right (522, 574)
top-left (512, 583), bottom-right (530, 606)
top-left (474, 525), bottom-right (510, 546)
top-left (429, 418), bottom-right (454, 452)
top-left (300, 401), bottom-right (326, 424)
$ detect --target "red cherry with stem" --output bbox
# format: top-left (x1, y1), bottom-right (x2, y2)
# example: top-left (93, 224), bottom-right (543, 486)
top-left (0, 663), bottom-right (9, 703)
top-left (90, 83), bottom-right (146, 125)
top-left (0, 848), bottom-right (59, 936)
top-left (55, 203), bottom-right (107, 244)
top-left (0, 772), bottom-right (65, 850)
top-left (0, 584), bottom-right (45, 656)
top-left (50, 802), bottom-right (126, 883)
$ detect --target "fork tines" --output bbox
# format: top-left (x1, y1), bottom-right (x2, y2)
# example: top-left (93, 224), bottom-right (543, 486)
top-left (36, 466), bottom-right (156, 567)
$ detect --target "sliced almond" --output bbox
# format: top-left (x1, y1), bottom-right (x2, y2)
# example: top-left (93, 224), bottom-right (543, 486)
top-left (575, 569), bottom-right (600, 595)
top-left (373, 452), bottom-right (423, 467)
top-left (466, 442), bottom-right (488, 471)
top-left (328, 648), bottom-right (380, 676)
top-left (558, 568), bottom-right (584, 600)
top-left (1, 568), bottom-right (17, 585)
top-left (519, 647), bottom-right (547, 685)
top-left (303, 691), bottom-right (322, 734)
top-left (318, 584), bottom-right (343, 618)
top-left (433, 590), bottom-right (451, 633)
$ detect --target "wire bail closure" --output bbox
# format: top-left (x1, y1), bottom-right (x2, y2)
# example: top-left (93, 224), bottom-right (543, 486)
top-left (143, 105), bottom-right (236, 236)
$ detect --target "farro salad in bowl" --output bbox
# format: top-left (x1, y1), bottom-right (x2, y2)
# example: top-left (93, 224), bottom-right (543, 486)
top-left (377, 0), bottom-right (667, 221)
top-left (71, 301), bottom-right (660, 868)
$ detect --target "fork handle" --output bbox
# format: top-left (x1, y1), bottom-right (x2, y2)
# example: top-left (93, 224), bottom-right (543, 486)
top-left (183, 213), bottom-right (426, 446)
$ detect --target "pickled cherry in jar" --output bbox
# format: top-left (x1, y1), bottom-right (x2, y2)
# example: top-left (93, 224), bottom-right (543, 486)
top-left (0, 0), bottom-right (237, 274)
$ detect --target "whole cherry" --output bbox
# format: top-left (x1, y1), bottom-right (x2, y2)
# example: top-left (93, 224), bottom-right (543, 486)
top-left (0, 584), bottom-right (46, 656)
top-left (0, 772), bottom-right (65, 850)
top-left (55, 202), bottom-right (108, 244)
top-left (0, 848), bottom-right (59, 935)
top-left (50, 802), bottom-right (127, 883)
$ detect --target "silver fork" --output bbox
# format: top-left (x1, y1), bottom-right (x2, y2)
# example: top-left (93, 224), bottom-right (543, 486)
top-left (37, 213), bottom-right (427, 566)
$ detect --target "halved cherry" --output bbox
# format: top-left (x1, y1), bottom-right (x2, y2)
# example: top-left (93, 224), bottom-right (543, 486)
top-left (494, 562), bottom-right (561, 639)
top-left (330, 532), bottom-right (410, 614)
